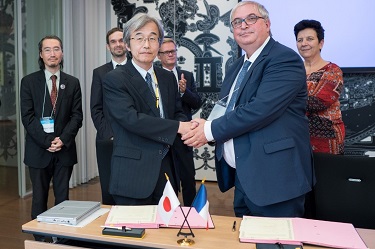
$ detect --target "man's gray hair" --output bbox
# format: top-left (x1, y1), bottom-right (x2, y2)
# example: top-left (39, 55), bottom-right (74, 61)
top-left (230, 1), bottom-right (270, 32)
top-left (123, 13), bottom-right (164, 47)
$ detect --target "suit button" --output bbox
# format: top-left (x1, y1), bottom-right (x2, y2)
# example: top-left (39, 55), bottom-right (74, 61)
top-left (159, 150), bottom-right (162, 154)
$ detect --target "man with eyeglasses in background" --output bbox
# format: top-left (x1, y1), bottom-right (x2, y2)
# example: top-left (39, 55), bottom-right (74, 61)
top-left (20, 35), bottom-right (83, 241)
top-left (103, 13), bottom-right (194, 205)
top-left (182, 1), bottom-right (314, 218)
top-left (90, 27), bottom-right (127, 205)
top-left (157, 38), bottom-right (201, 206)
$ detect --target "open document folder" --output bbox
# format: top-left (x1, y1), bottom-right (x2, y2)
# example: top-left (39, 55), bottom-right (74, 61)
top-left (239, 216), bottom-right (368, 249)
top-left (104, 205), bottom-right (214, 229)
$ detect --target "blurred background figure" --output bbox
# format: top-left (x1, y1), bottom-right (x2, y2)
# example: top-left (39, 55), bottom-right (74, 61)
top-left (294, 19), bottom-right (345, 155)
top-left (157, 38), bottom-right (202, 206)
top-left (91, 27), bottom-right (127, 205)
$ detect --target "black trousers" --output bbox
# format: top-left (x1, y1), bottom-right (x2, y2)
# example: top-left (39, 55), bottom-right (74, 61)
top-left (28, 156), bottom-right (73, 220)
top-left (95, 139), bottom-right (115, 205)
top-left (176, 145), bottom-right (197, 207)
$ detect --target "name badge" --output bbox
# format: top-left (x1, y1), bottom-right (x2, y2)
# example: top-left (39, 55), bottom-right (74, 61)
top-left (207, 96), bottom-right (229, 121)
top-left (40, 117), bottom-right (54, 133)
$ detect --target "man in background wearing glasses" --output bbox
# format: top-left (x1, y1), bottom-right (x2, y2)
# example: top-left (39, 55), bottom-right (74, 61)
top-left (157, 38), bottom-right (202, 206)
top-left (182, 1), bottom-right (314, 218)
top-left (103, 13), bottom-right (193, 205)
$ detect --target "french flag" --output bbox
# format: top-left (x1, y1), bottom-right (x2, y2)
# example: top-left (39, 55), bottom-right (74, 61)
top-left (192, 183), bottom-right (210, 228)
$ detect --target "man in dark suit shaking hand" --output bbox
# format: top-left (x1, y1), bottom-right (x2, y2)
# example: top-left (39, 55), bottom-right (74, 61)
top-left (20, 35), bottom-right (83, 239)
top-left (182, 1), bottom-right (314, 218)
top-left (90, 27), bottom-right (127, 205)
top-left (103, 13), bottom-right (193, 205)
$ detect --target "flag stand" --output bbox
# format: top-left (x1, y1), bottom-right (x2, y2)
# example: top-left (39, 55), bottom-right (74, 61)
top-left (177, 178), bottom-right (208, 246)
top-left (177, 206), bottom-right (195, 246)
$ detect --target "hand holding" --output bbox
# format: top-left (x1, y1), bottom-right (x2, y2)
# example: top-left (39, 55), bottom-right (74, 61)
top-left (181, 118), bottom-right (208, 148)
top-left (178, 121), bottom-right (192, 135)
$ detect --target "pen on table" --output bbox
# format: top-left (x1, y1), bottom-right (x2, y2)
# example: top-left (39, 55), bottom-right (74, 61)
top-left (101, 225), bottom-right (132, 231)
top-left (232, 221), bottom-right (236, 232)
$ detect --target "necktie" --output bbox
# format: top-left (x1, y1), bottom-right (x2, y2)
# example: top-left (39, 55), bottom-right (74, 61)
top-left (225, 61), bottom-right (251, 113)
top-left (50, 75), bottom-right (57, 112)
top-left (145, 73), bottom-right (156, 101)
top-left (116, 64), bottom-right (120, 68)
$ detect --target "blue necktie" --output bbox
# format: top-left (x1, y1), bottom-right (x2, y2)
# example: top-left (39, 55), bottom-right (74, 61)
top-left (145, 73), bottom-right (156, 100)
top-left (225, 61), bottom-right (251, 113)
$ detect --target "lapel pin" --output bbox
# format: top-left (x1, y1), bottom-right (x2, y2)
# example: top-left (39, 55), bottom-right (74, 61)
top-left (60, 84), bottom-right (65, 89)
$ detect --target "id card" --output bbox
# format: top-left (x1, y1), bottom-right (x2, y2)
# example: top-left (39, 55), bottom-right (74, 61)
top-left (40, 117), bottom-right (54, 133)
top-left (207, 96), bottom-right (229, 121)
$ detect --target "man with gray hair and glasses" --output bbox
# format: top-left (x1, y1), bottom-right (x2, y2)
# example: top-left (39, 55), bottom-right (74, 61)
top-left (182, 1), bottom-right (314, 218)
top-left (103, 13), bottom-right (193, 205)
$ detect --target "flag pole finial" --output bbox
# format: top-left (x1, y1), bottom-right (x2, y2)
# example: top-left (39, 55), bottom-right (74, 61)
top-left (164, 173), bottom-right (169, 181)
top-left (201, 177), bottom-right (206, 184)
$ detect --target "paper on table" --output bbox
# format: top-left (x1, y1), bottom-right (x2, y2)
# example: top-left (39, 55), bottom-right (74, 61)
top-left (239, 216), bottom-right (301, 245)
top-left (104, 205), bottom-right (214, 229)
top-left (104, 205), bottom-right (159, 229)
top-left (239, 216), bottom-right (368, 249)
top-left (293, 218), bottom-right (368, 249)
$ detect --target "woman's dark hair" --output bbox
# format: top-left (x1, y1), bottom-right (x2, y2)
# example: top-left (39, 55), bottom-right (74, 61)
top-left (294, 19), bottom-right (325, 42)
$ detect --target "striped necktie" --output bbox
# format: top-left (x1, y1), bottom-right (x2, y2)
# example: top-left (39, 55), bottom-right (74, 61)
top-left (225, 61), bottom-right (251, 113)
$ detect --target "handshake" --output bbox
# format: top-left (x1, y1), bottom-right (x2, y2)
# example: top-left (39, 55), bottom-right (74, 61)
top-left (178, 118), bottom-right (208, 148)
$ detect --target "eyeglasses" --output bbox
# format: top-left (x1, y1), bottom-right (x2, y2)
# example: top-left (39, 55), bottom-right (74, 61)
top-left (130, 35), bottom-right (160, 45)
top-left (42, 47), bottom-right (62, 54)
top-left (231, 14), bottom-right (265, 29)
top-left (159, 49), bottom-right (177, 55)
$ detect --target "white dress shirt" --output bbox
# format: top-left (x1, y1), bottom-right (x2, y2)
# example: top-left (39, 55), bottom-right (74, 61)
top-left (204, 36), bottom-right (270, 168)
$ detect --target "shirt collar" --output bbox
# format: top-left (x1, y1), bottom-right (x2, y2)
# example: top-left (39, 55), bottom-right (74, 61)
top-left (112, 58), bottom-right (127, 69)
top-left (131, 60), bottom-right (154, 79)
top-left (44, 70), bottom-right (60, 81)
top-left (244, 36), bottom-right (270, 63)
top-left (163, 66), bottom-right (175, 73)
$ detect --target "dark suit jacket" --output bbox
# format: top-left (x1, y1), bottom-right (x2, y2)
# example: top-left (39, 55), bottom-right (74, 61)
top-left (20, 70), bottom-right (83, 168)
top-left (213, 38), bottom-right (315, 207)
top-left (90, 62), bottom-right (114, 140)
top-left (176, 69), bottom-right (201, 120)
top-left (103, 61), bottom-right (187, 199)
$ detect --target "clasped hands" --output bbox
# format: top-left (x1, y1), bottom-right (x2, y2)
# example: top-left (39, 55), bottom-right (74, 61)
top-left (178, 118), bottom-right (208, 148)
top-left (47, 137), bottom-right (64, 152)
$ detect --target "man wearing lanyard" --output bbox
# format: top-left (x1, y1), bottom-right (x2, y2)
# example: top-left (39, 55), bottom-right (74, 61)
top-left (103, 13), bottom-right (193, 205)
top-left (20, 35), bottom-right (83, 240)
top-left (182, 1), bottom-right (314, 218)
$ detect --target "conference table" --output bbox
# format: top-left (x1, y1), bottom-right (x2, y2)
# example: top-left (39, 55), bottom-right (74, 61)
top-left (22, 210), bottom-right (375, 249)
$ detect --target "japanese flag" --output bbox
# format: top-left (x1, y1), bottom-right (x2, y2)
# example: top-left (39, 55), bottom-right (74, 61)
top-left (157, 180), bottom-right (180, 226)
